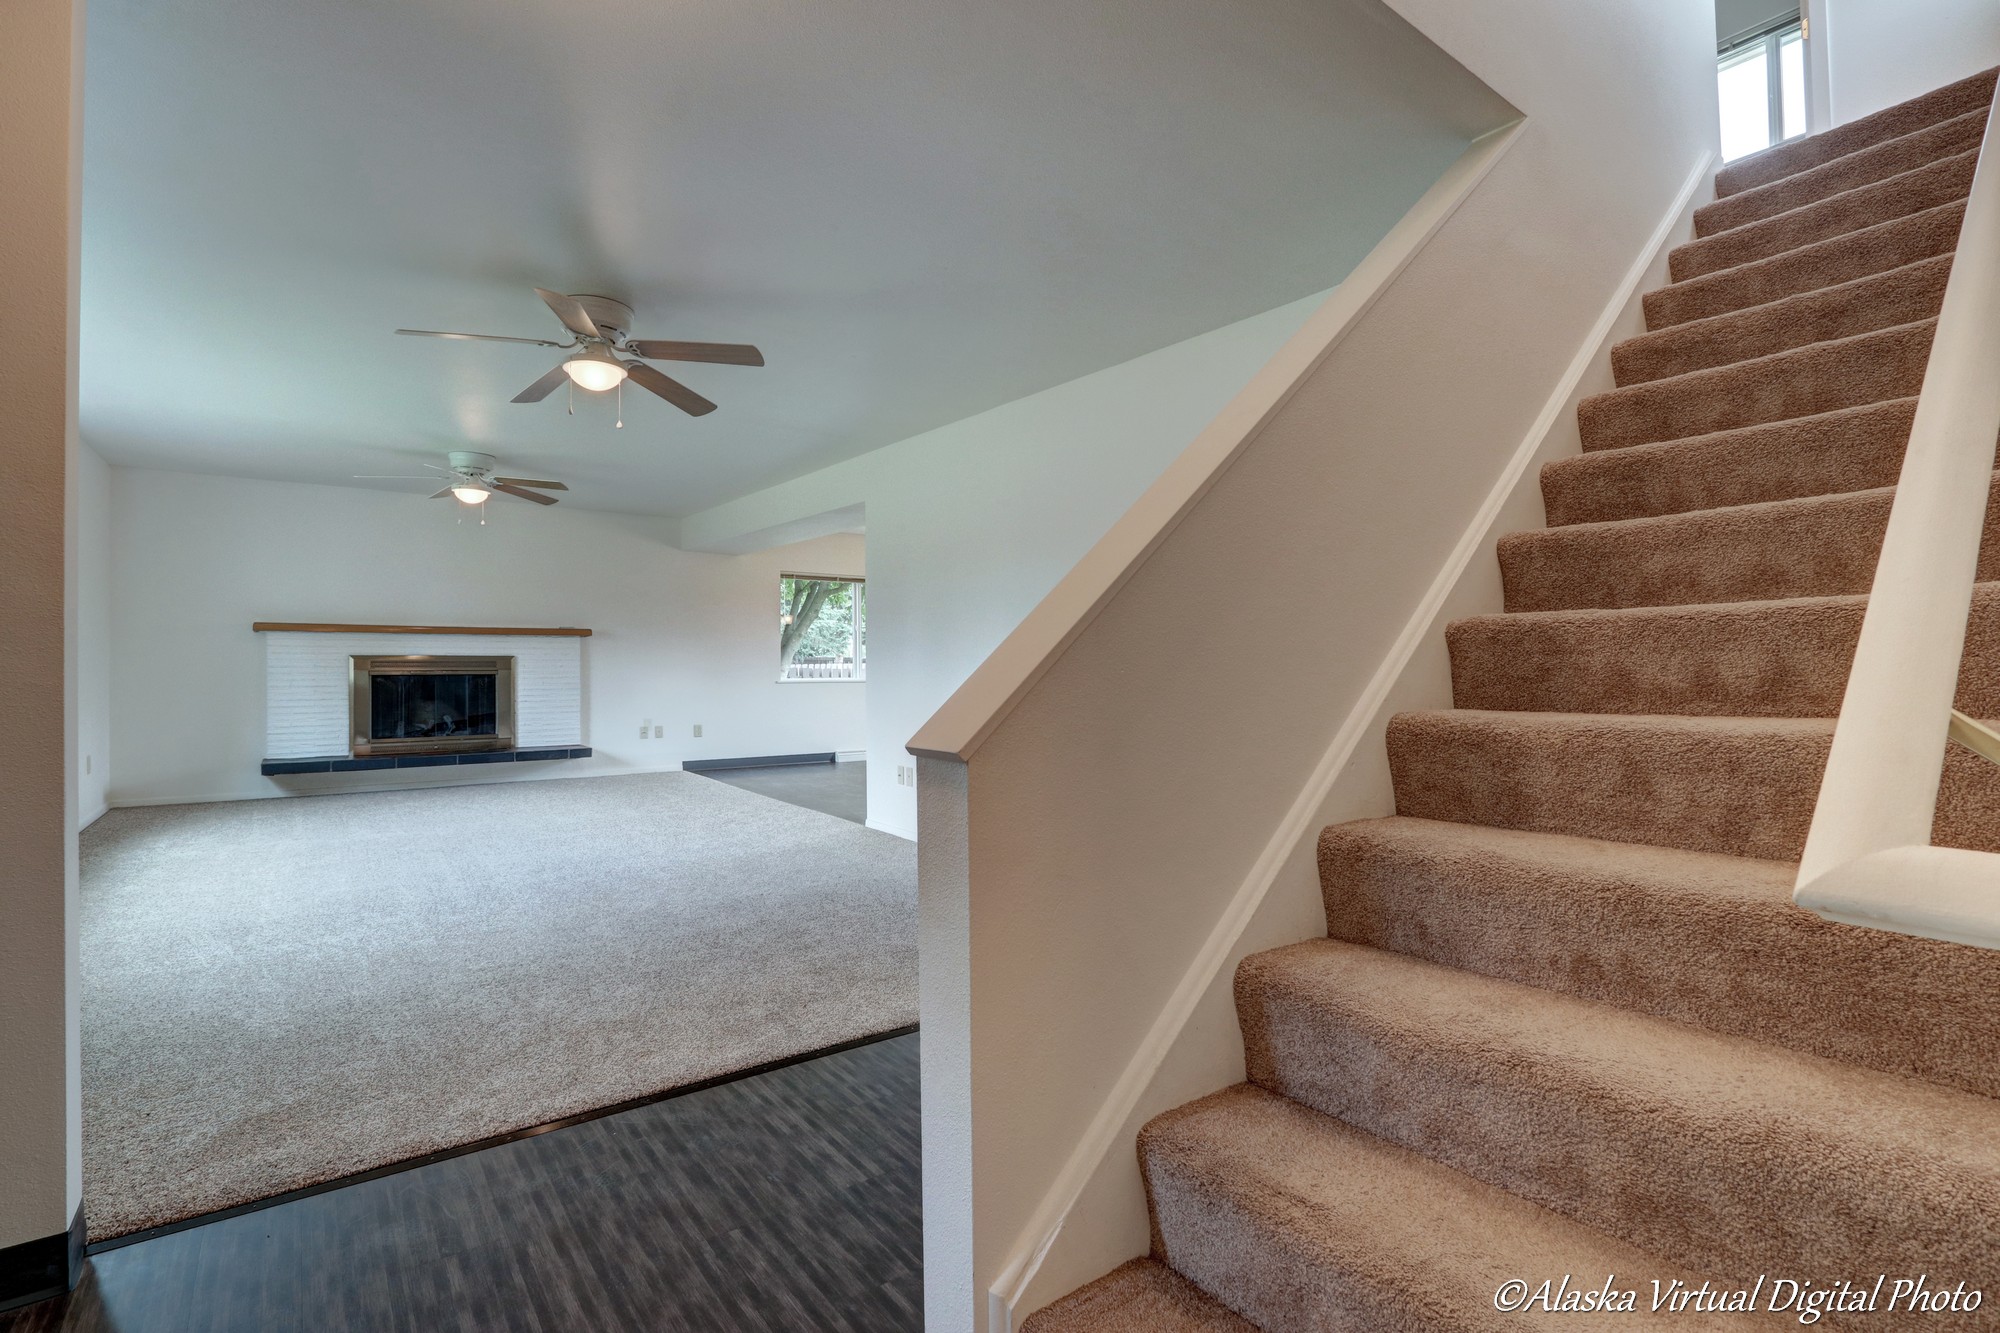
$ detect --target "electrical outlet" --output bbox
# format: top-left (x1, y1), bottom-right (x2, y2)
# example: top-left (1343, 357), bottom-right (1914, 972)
top-left (692, 724), bottom-right (702, 738)
top-left (653, 725), bottom-right (663, 739)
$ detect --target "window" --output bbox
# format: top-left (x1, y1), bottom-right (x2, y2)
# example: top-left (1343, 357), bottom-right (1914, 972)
top-left (779, 574), bottom-right (865, 681)
top-left (1718, 20), bottom-right (1808, 162)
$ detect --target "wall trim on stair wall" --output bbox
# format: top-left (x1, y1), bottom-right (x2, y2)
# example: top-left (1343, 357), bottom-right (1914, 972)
top-left (986, 148), bottom-right (1718, 1332)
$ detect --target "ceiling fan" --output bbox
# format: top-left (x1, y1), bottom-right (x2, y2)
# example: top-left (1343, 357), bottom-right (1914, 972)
top-left (396, 289), bottom-right (763, 417)
top-left (354, 451), bottom-right (568, 510)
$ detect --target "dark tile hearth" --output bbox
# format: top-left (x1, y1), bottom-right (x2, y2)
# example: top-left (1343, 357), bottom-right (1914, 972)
top-left (261, 747), bottom-right (592, 776)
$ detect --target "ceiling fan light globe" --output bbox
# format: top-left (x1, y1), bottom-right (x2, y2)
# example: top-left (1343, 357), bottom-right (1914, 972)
top-left (451, 485), bottom-right (490, 505)
top-left (562, 356), bottom-right (628, 393)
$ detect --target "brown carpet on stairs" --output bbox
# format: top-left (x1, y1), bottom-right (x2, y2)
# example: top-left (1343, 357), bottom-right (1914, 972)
top-left (1027, 67), bottom-right (2000, 1332)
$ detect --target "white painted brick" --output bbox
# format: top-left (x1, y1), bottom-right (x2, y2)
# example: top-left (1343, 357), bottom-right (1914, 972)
top-left (264, 633), bottom-right (583, 758)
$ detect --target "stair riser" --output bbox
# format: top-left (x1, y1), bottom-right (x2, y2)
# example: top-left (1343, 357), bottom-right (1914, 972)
top-left (1544, 400), bottom-right (1916, 526)
top-left (1578, 319), bottom-right (1932, 452)
top-left (1316, 820), bottom-right (2000, 1101)
top-left (1695, 108), bottom-right (1987, 237)
top-left (1715, 67), bottom-right (1995, 197)
top-left (1671, 150), bottom-right (1974, 283)
top-left (1139, 1093), bottom-right (1701, 1333)
top-left (1501, 471), bottom-right (2000, 614)
top-left (1235, 952), bottom-right (2000, 1283)
top-left (1447, 586), bottom-right (2000, 717)
top-left (1387, 712), bottom-right (2000, 860)
top-left (1647, 201), bottom-right (1963, 329)
top-left (1612, 255), bottom-right (1949, 386)
top-left (1143, 1154), bottom-right (1403, 1333)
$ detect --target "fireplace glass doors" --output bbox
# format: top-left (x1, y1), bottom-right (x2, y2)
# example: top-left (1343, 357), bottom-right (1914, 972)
top-left (349, 655), bottom-right (516, 756)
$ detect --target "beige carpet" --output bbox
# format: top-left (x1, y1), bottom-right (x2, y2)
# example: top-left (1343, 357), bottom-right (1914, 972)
top-left (1029, 66), bottom-right (2000, 1332)
top-left (82, 772), bottom-right (916, 1239)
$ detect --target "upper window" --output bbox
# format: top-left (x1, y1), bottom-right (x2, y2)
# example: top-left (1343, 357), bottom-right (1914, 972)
top-left (1719, 20), bottom-right (1807, 162)
top-left (779, 575), bottom-right (866, 681)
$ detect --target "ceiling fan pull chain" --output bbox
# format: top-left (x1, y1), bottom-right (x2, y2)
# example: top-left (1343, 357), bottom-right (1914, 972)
top-left (567, 379), bottom-right (574, 416)
top-left (617, 379), bottom-right (624, 429)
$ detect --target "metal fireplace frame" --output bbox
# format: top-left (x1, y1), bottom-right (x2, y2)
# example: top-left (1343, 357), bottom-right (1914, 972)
top-left (348, 654), bottom-right (516, 757)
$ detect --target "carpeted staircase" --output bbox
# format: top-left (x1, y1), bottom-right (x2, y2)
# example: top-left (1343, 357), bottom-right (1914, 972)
top-left (1027, 68), bottom-right (2000, 1332)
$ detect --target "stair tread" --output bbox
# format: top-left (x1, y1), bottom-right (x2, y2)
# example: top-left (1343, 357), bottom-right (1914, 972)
top-left (1238, 938), bottom-right (2000, 1280)
top-left (1672, 148), bottom-right (1975, 283)
top-left (1544, 398), bottom-right (1917, 526)
top-left (1143, 1085), bottom-right (1776, 1331)
top-left (1715, 65), bottom-right (1994, 197)
top-left (1611, 252), bottom-right (1950, 386)
top-left (1386, 708), bottom-right (2000, 861)
top-left (1500, 467), bottom-right (2000, 613)
top-left (1647, 199), bottom-right (1963, 329)
top-left (1021, 1259), bottom-right (1257, 1333)
top-left (1450, 584), bottom-right (2000, 719)
top-left (1317, 816), bottom-right (2000, 1100)
top-left (1694, 105), bottom-right (1988, 238)
top-left (1577, 317), bottom-right (1934, 452)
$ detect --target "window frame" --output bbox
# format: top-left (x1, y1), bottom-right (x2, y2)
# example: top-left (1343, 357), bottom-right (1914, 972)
top-left (1718, 17), bottom-right (1809, 162)
top-left (776, 571), bottom-right (867, 684)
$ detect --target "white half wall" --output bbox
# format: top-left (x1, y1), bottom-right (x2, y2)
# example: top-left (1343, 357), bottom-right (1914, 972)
top-left (77, 442), bottom-right (111, 827)
top-left (106, 468), bottom-right (865, 806)
top-left (898, 0), bottom-right (1718, 1324)
top-left (1824, 0), bottom-right (2000, 123)
top-left (680, 289), bottom-right (1331, 840)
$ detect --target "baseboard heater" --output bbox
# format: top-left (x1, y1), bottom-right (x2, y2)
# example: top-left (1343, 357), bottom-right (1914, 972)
top-left (683, 752), bottom-right (834, 773)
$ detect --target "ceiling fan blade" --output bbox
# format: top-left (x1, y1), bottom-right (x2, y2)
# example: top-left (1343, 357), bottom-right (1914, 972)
top-left (625, 361), bottom-right (717, 416)
top-left (396, 328), bottom-right (569, 348)
top-left (429, 488), bottom-right (456, 500)
top-left (493, 477), bottom-right (569, 491)
top-left (533, 288), bottom-right (601, 340)
top-left (491, 482), bottom-right (559, 506)
top-left (628, 340), bottom-right (765, 367)
top-left (511, 364), bottom-right (572, 403)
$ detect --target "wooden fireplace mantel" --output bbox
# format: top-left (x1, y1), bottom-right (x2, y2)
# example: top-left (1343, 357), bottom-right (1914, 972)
top-left (252, 622), bottom-right (593, 637)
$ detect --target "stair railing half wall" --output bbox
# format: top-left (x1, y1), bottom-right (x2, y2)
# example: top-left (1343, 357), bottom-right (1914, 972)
top-left (1794, 91), bottom-right (2000, 948)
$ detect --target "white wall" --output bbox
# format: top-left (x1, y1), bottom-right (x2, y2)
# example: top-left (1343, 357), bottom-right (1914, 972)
top-left (1824, 0), bottom-right (2000, 123)
top-left (903, 0), bottom-right (1719, 1324)
top-left (107, 468), bottom-right (865, 806)
top-left (680, 289), bottom-right (1330, 840)
top-left (77, 443), bottom-right (111, 827)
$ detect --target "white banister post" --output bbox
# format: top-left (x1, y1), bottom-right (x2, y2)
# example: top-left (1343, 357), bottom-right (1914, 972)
top-left (1798, 94), bottom-right (2000, 890)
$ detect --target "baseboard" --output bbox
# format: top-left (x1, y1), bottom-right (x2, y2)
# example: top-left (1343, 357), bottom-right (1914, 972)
top-left (683, 752), bottom-right (835, 772)
top-left (0, 1206), bottom-right (84, 1314)
top-left (866, 814), bottom-right (917, 842)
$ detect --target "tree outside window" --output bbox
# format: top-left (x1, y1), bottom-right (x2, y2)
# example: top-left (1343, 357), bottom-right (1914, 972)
top-left (780, 575), bottom-right (865, 680)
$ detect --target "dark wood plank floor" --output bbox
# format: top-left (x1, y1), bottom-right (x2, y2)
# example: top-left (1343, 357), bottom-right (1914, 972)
top-left (0, 1033), bottom-right (921, 1333)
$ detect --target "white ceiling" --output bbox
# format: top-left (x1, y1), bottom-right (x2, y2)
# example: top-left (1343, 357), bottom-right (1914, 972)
top-left (81, 0), bottom-right (1513, 517)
